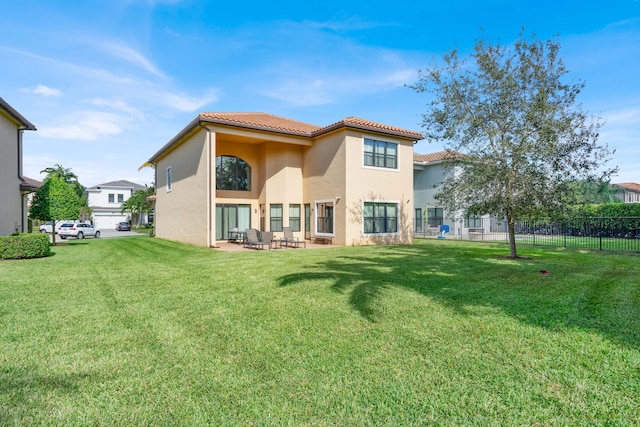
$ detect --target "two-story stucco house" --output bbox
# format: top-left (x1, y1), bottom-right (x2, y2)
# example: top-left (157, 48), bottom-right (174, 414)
top-left (613, 183), bottom-right (640, 203)
top-left (413, 151), bottom-right (490, 238)
top-left (0, 97), bottom-right (37, 235)
top-left (86, 180), bottom-right (147, 229)
top-left (147, 113), bottom-right (422, 247)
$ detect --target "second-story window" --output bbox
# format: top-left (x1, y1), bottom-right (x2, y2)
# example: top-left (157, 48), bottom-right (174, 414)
top-left (216, 156), bottom-right (251, 191)
top-left (364, 138), bottom-right (397, 169)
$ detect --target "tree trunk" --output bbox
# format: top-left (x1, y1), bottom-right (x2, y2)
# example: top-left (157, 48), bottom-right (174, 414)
top-left (506, 210), bottom-right (518, 258)
top-left (51, 220), bottom-right (57, 246)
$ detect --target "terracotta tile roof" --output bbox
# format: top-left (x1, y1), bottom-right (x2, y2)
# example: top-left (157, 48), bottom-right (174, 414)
top-left (199, 112), bottom-right (320, 135)
top-left (150, 112), bottom-right (423, 162)
top-left (413, 150), bottom-right (460, 164)
top-left (614, 182), bottom-right (640, 193)
top-left (316, 117), bottom-right (424, 140)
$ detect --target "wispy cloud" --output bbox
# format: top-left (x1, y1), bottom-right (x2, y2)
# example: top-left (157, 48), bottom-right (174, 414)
top-left (85, 98), bottom-right (145, 120)
top-left (20, 84), bottom-right (62, 97)
top-left (39, 111), bottom-right (131, 141)
top-left (262, 67), bottom-right (417, 106)
top-left (154, 89), bottom-right (219, 112)
top-left (95, 41), bottom-right (167, 79)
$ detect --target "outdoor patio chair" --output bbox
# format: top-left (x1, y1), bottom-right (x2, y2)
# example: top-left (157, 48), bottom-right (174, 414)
top-left (260, 231), bottom-right (275, 249)
top-left (281, 226), bottom-right (306, 248)
top-left (244, 228), bottom-right (271, 250)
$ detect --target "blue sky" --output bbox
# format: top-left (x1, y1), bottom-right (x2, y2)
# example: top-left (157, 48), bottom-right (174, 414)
top-left (1, 0), bottom-right (638, 187)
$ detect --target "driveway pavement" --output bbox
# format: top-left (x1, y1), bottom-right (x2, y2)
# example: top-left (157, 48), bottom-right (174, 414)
top-left (44, 228), bottom-right (144, 242)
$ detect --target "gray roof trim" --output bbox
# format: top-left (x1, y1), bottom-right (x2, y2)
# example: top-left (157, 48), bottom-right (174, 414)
top-left (0, 97), bottom-right (36, 130)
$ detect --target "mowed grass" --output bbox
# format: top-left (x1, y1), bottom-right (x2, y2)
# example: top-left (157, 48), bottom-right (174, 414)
top-left (0, 237), bottom-right (638, 426)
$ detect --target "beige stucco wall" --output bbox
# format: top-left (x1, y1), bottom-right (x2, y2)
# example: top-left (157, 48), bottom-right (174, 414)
top-left (154, 129), bottom-right (211, 246)
top-left (0, 113), bottom-right (22, 235)
top-left (302, 130), bottom-right (414, 246)
top-left (302, 131), bottom-right (347, 244)
top-left (343, 131), bottom-right (414, 245)
top-left (259, 142), bottom-right (304, 237)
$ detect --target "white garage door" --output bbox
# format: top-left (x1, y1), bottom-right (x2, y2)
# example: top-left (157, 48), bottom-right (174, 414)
top-left (94, 214), bottom-right (128, 230)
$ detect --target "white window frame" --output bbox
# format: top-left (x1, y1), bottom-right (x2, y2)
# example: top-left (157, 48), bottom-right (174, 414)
top-left (362, 136), bottom-right (400, 172)
top-left (362, 199), bottom-right (400, 236)
top-left (166, 166), bottom-right (172, 192)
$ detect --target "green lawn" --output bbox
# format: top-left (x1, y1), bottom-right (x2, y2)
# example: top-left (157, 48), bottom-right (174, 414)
top-left (1, 237), bottom-right (638, 426)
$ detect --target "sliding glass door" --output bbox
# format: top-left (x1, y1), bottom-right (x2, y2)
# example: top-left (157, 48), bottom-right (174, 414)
top-left (216, 204), bottom-right (251, 240)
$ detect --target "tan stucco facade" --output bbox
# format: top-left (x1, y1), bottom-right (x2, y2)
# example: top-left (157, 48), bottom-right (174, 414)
top-left (0, 99), bottom-right (35, 236)
top-left (149, 114), bottom-right (420, 247)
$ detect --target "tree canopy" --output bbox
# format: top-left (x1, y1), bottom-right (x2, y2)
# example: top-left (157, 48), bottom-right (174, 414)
top-left (121, 186), bottom-right (155, 226)
top-left (29, 177), bottom-right (81, 245)
top-left (410, 31), bottom-right (617, 257)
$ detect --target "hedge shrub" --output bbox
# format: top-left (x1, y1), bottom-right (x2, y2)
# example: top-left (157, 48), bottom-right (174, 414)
top-left (0, 233), bottom-right (51, 260)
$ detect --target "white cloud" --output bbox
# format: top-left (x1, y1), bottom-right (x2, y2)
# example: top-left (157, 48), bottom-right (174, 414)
top-left (85, 98), bottom-right (145, 120)
top-left (97, 41), bottom-right (166, 79)
top-left (154, 89), bottom-right (219, 112)
top-left (262, 68), bottom-right (417, 107)
top-left (21, 84), bottom-right (62, 97)
top-left (39, 111), bottom-right (130, 141)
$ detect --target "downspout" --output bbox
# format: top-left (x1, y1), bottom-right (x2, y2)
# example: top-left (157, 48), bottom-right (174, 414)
top-left (17, 127), bottom-right (26, 233)
top-left (197, 122), bottom-right (216, 248)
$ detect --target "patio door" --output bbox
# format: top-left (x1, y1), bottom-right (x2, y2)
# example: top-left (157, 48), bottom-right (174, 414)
top-left (315, 202), bottom-right (334, 234)
top-left (216, 204), bottom-right (251, 240)
top-left (304, 204), bottom-right (311, 239)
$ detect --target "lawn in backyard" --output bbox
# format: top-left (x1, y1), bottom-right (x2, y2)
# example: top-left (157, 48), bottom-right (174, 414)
top-left (0, 236), bottom-right (638, 425)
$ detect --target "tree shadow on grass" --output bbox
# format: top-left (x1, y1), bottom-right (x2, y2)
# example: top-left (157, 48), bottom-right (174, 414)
top-left (278, 243), bottom-right (640, 350)
top-left (0, 365), bottom-right (93, 422)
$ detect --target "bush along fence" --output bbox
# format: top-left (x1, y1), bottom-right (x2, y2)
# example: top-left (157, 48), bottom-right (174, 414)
top-left (414, 216), bottom-right (640, 252)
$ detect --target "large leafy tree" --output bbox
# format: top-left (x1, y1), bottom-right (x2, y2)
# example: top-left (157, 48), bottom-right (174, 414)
top-left (41, 163), bottom-right (90, 219)
top-left (29, 177), bottom-right (81, 245)
top-left (410, 32), bottom-right (616, 258)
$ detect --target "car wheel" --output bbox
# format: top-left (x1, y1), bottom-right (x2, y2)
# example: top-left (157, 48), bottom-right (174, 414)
top-left (39, 229), bottom-right (46, 233)
top-left (77, 232), bottom-right (84, 239)
top-left (60, 236), bottom-right (66, 239)
top-left (94, 231), bottom-right (100, 238)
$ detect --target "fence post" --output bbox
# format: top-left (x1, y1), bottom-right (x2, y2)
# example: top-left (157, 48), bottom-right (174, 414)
top-left (532, 220), bottom-right (536, 246)
top-left (599, 217), bottom-right (603, 251)
top-left (563, 220), bottom-right (567, 248)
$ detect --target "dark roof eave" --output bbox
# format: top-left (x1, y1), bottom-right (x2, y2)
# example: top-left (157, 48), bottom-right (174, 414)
top-left (0, 97), bottom-right (37, 130)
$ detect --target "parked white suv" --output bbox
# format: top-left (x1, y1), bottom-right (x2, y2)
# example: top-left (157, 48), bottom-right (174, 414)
top-left (58, 223), bottom-right (101, 239)
top-left (39, 221), bottom-right (75, 234)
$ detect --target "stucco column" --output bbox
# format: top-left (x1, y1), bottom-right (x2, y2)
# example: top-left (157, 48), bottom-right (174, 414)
top-left (206, 128), bottom-right (217, 247)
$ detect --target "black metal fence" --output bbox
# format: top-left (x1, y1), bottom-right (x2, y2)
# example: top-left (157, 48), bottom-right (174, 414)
top-left (414, 216), bottom-right (640, 252)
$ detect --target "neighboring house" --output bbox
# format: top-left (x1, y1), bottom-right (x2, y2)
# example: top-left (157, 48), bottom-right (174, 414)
top-left (0, 97), bottom-right (37, 235)
top-left (86, 180), bottom-right (147, 229)
top-left (613, 182), bottom-right (640, 203)
top-left (413, 151), bottom-right (490, 237)
top-left (23, 176), bottom-right (43, 212)
top-left (147, 112), bottom-right (422, 247)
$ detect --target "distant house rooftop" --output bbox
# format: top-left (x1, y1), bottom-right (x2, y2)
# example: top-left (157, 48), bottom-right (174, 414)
top-left (88, 180), bottom-right (146, 190)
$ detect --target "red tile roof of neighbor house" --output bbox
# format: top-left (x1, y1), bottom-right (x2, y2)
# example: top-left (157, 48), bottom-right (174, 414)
top-left (20, 176), bottom-right (42, 191)
top-left (413, 151), bottom-right (460, 163)
top-left (614, 182), bottom-right (640, 193)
